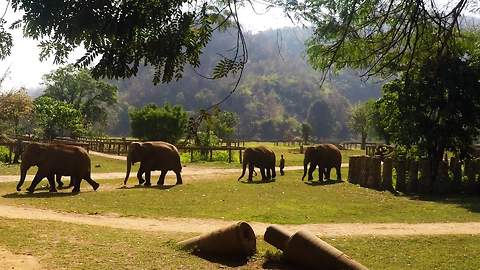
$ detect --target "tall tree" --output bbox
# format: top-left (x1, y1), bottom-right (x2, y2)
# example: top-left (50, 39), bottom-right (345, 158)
top-left (377, 49), bottom-right (480, 184)
top-left (306, 97), bottom-right (335, 140)
top-left (42, 65), bottom-right (118, 130)
top-left (347, 101), bottom-right (374, 149)
top-left (33, 96), bottom-right (85, 139)
top-left (0, 88), bottom-right (33, 136)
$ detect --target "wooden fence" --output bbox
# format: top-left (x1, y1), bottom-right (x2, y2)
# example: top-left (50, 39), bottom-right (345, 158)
top-left (348, 155), bottom-right (480, 194)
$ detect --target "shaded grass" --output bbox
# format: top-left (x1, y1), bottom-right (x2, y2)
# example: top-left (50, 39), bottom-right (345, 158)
top-left (2, 170), bottom-right (480, 224)
top-left (1, 218), bottom-right (480, 269)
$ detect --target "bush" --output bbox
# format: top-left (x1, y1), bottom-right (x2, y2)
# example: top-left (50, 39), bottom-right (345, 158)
top-left (129, 104), bottom-right (187, 143)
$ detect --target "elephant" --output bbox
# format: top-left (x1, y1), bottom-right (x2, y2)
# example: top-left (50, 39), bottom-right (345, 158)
top-left (16, 143), bottom-right (99, 193)
top-left (302, 144), bottom-right (342, 182)
top-left (124, 141), bottom-right (183, 186)
top-left (238, 146), bottom-right (276, 182)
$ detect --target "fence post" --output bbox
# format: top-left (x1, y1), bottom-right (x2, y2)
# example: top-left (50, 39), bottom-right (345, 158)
top-left (382, 158), bottom-right (393, 191)
top-left (367, 157), bottom-right (381, 189)
top-left (419, 159), bottom-right (432, 194)
top-left (450, 156), bottom-right (462, 191)
top-left (406, 160), bottom-right (419, 194)
top-left (465, 159), bottom-right (477, 194)
top-left (190, 149), bottom-right (194, 162)
top-left (433, 159), bottom-right (450, 195)
top-left (395, 159), bottom-right (407, 193)
top-left (228, 149), bottom-right (232, 163)
top-left (359, 156), bottom-right (368, 187)
top-left (239, 150), bottom-right (243, 163)
top-left (348, 156), bottom-right (360, 184)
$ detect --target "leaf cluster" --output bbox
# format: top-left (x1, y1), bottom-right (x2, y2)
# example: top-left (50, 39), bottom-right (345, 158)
top-left (129, 103), bottom-right (188, 143)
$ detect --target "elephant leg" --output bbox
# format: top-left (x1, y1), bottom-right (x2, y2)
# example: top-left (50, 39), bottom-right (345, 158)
top-left (71, 176), bottom-right (81, 193)
top-left (307, 163), bottom-right (315, 181)
top-left (136, 167), bottom-right (146, 185)
top-left (266, 166), bottom-right (271, 180)
top-left (84, 175), bottom-right (100, 191)
top-left (47, 174), bottom-right (57, 192)
top-left (67, 177), bottom-right (74, 188)
top-left (318, 166), bottom-right (325, 182)
top-left (272, 166), bottom-right (277, 179)
top-left (175, 171), bottom-right (183, 185)
top-left (27, 172), bottom-right (45, 193)
top-left (260, 167), bottom-right (267, 181)
top-left (325, 167), bottom-right (331, 180)
top-left (56, 174), bottom-right (64, 188)
top-left (144, 171), bottom-right (152, 186)
top-left (336, 166), bottom-right (342, 181)
top-left (157, 170), bottom-right (167, 186)
top-left (247, 163), bottom-right (254, 182)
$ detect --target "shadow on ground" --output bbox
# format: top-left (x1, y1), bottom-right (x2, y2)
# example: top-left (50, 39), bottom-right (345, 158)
top-left (239, 179), bottom-right (276, 185)
top-left (117, 184), bottom-right (177, 190)
top-left (405, 193), bottom-right (480, 213)
top-left (3, 191), bottom-right (80, 199)
top-left (304, 179), bottom-right (343, 186)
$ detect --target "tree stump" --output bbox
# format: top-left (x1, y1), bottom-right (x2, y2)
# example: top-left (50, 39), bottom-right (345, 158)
top-left (433, 159), bottom-right (450, 195)
top-left (395, 159), bottom-right (407, 193)
top-left (406, 160), bottom-right (419, 194)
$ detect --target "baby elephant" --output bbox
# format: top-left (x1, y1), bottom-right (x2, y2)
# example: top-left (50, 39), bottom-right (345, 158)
top-left (17, 143), bottom-right (99, 193)
top-left (238, 146), bottom-right (276, 182)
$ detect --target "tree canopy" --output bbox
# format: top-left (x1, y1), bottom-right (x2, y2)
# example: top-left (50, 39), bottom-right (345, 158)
top-left (42, 65), bottom-right (118, 128)
top-left (0, 88), bottom-right (33, 136)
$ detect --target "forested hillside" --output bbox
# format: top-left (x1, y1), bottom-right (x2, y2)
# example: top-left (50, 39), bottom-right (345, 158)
top-left (111, 27), bottom-right (381, 140)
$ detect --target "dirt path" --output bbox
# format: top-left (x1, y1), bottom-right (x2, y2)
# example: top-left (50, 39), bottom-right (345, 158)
top-left (1, 204), bottom-right (479, 237)
top-left (0, 246), bottom-right (41, 270)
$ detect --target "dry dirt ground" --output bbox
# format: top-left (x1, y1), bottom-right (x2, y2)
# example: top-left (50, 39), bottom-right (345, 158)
top-left (0, 246), bottom-right (41, 270)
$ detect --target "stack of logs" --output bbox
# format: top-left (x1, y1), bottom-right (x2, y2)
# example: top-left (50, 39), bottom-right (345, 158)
top-left (348, 156), bottom-right (480, 194)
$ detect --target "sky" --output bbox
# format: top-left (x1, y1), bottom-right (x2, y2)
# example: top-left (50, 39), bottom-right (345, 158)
top-left (0, 2), bottom-right (296, 92)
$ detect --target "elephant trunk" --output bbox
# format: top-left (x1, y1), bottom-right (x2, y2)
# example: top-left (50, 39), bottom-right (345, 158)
top-left (124, 155), bottom-right (132, 185)
top-left (238, 159), bottom-right (247, 181)
top-left (17, 162), bottom-right (29, 191)
top-left (302, 159), bottom-right (308, 181)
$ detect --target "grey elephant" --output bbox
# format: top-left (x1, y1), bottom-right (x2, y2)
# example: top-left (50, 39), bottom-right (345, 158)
top-left (17, 143), bottom-right (99, 193)
top-left (124, 141), bottom-right (183, 186)
top-left (238, 146), bottom-right (276, 182)
top-left (302, 144), bottom-right (342, 182)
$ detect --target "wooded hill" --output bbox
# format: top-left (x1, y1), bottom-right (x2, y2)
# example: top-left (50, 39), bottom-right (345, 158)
top-left (111, 27), bottom-right (381, 140)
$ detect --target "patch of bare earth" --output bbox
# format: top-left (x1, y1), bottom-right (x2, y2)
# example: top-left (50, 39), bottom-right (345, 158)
top-left (0, 246), bottom-right (41, 270)
top-left (1, 204), bottom-right (480, 237)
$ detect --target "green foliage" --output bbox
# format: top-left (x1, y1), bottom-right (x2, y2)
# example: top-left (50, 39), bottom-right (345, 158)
top-left (33, 96), bottom-right (85, 139)
top-left (377, 50), bottom-right (480, 180)
top-left (0, 146), bottom-right (10, 163)
top-left (9, 0), bottom-right (240, 84)
top-left (129, 104), bottom-right (187, 143)
top-left (0, 88), bottom-right (33, 136)
top-left (347, 100), bottom-right (375, 147)
top-left (301, 123), bottom-right (312, 144)
top-left (42, 65), bottom-right (118, 132)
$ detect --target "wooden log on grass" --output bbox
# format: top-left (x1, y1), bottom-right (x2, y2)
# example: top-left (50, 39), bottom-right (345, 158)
top-left (366, 157), bottom-right (381, 189)
top-left (419, 159), bottom-right (432, 194)
top-left (359, 156), bottom-right (369, 187)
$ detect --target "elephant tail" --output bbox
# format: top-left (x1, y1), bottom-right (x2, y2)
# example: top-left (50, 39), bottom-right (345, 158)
top-left (238, 159), bottom-right (248, 181)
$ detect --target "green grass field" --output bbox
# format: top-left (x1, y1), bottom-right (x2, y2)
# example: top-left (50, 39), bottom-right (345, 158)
top-left (1, 218), bottom-right (479, 270)
top-left (2, 170), bottom-right (480, 224)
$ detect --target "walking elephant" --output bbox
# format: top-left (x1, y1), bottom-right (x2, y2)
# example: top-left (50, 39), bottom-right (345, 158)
top-left (124, 141), bottom-right (183, 186)
top-left (16, 143), bottom-right (99, 193)
top-left (302, 144), bottom-right (342, 182)
top-left (238, 146), bottom-right (276, 182)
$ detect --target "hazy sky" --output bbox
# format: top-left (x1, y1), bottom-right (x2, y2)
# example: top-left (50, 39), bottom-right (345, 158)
top-left (0, 2), bottom-right (295, 91)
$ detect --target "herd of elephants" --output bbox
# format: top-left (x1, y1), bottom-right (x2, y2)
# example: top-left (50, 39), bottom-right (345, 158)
top-left (15, 141), bottom-right (343, 194)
